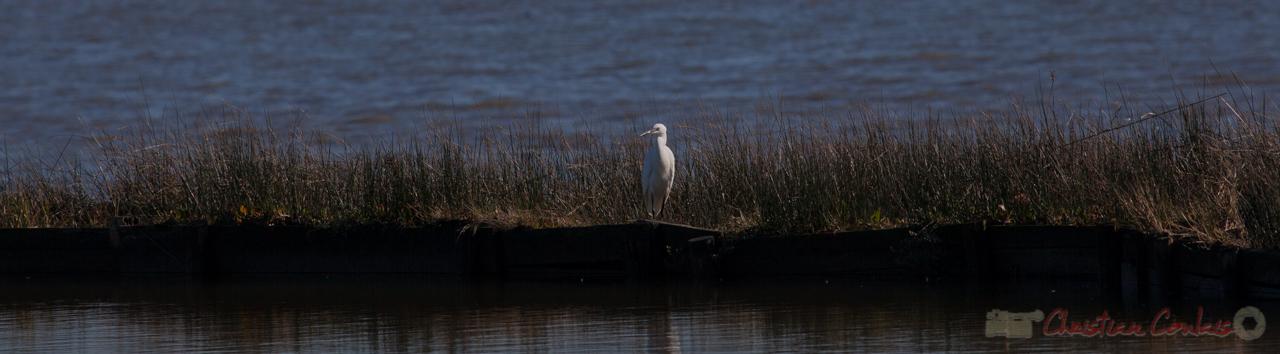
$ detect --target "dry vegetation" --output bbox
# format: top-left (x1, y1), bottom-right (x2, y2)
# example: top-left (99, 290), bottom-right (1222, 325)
top-left (3, 84), bottom-right (1280, 249)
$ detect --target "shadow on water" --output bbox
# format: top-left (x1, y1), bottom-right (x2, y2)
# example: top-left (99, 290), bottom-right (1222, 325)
top-left (1, 274), bottom-right (1277, 352)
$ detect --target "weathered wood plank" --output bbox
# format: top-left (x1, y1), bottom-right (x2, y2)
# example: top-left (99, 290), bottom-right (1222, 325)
top-left (0, 228), bottom-right (113, 250)
top-left (206, 226), bottom-right (463, 274)
top-left (1240, 248), bottom-right (1280, 290)
top-left (990, 248), bottom-right (1099, 277)
top-left (723, 228), bottom-right (911, 261)
top-left (987, 226), bottom-right (1098, 249)
top-left (500, 224), bottom-right (643, 267)
top-left (0, 250), bottom-right (117, 272)
top-left (720, 252), bottom-right (904, 275)
top-left (719, 228), bottom-right (911, 275)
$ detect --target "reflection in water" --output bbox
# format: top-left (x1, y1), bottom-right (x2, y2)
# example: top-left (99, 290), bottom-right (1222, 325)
top-left (0, 275), bottom-right (1276, 352)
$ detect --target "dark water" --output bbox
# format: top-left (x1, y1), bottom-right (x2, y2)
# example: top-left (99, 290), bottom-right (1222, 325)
top-left (3, 0), bottom-right (1280, 146)
top-left (1, 275), bottom-right (1277, 353)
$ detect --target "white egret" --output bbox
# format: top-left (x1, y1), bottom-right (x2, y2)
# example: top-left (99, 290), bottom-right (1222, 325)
top-left (640, 123), bottom-right (676, 219)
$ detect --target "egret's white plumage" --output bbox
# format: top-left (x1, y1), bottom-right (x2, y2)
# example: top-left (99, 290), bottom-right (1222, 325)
top-left (640, 123), bottom-right (676, 218)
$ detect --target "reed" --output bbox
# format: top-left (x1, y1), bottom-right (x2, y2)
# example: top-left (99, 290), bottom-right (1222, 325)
top-left (3, 85), bottom-right (1279, 249)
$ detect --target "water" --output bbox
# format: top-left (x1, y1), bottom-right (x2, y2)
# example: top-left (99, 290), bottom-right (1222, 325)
top-left (1, 275), bottom-right (1277, 353)
top-left (3, 0), bottom-right (1280, 146)
top-left (4, 4), bottom-right (1280, 349)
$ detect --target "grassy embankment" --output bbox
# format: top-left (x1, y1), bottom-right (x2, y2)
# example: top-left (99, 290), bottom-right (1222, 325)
top-left (3, 85), bottom-right (1279, 249)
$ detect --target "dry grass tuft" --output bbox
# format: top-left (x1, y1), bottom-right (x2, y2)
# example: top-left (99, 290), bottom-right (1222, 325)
top-left (4, 85), bottom-right (1280, 249)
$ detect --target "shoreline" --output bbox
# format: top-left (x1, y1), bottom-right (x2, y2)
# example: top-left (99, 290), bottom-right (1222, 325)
top-left (2, 220), bottom-right (1277, 299)
top-left (4, 89), bottom-right (1279, 250)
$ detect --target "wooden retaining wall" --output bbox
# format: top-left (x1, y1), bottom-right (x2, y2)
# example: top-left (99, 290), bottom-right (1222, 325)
top-left (2, 220), bottom-right (1280, 297)
top-left (0, 220), bottom-right (720, 277)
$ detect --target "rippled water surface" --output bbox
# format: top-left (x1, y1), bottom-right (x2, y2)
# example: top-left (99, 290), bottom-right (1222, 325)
top-left (2, 0), bottom-right (1279, 144)
top-left (1, 275), bottom-right (1277, 353)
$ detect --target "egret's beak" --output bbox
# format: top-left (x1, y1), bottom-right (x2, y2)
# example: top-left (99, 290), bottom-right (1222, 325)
top-left (640, 129), bottom-right (656, 137)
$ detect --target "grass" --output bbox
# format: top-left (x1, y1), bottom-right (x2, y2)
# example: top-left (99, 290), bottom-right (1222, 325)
top-left (3, 82), bottom-right (1280, 249)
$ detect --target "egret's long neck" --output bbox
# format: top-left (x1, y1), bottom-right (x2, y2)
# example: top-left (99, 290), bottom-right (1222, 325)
top-left (655, 134), bottom-right (667, 148)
